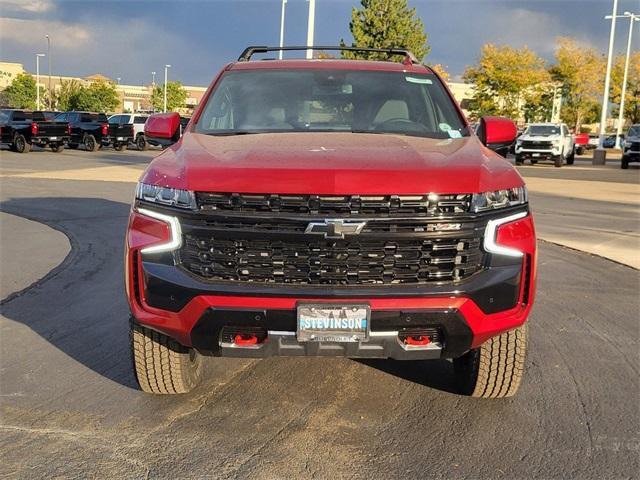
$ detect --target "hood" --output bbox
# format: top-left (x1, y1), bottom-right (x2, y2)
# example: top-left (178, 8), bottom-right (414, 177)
top-left (520, 133), bottom-right (561, 141)
top-left (141, 132), bottom-right (524, 195)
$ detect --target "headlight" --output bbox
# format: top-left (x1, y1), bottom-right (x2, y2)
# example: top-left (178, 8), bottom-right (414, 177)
top-left (471, 187), bottom-right (527, 212)
top-left (135, 182), bottom-right (196, 209)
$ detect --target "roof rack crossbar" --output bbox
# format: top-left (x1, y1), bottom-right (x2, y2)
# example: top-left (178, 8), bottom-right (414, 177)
top-left (238, 46), bottom-right (419, 64)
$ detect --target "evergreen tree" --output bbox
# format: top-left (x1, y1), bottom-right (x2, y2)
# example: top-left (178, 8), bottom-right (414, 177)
top-left (341, 0), bottom-right (429, 62)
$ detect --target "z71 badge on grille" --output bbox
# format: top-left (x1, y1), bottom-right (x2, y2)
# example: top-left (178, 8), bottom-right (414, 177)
top-left (305, 219), bottom-right (367, 239)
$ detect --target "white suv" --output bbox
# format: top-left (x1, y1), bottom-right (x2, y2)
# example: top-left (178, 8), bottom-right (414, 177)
top-left (514, 123), bottom-right (575, 167)
top-left (108, 113), bottom-right (150, 150)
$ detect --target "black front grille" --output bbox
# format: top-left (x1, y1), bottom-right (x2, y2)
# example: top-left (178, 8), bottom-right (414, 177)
top-left (520, 140), bottom-right (553, 149)
top-left (196, 192), bottom-right (471, 217)
top-left (180, 234), bottom-right (482, 285)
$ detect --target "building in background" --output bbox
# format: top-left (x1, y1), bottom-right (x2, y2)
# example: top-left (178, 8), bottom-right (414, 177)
top-left (0, 61), bottom-right (206, 114)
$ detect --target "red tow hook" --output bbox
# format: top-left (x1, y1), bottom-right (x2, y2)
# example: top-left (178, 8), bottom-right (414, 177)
top-left (404, 335), bottom-right (431, 346)
top-left (234, 334), bottom-right (259, 346)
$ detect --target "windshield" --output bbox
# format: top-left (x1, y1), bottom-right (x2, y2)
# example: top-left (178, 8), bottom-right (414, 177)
top-left (195, 69), bottom-right (468, 139)
top-left (628, 126), bottom-right (640, 138)
top-left (527, 125), bottom-right (560, 136)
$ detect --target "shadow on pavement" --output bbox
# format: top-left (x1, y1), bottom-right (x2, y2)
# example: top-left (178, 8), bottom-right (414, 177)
top-left (1, 196), bottom-right (138, 390)
top-left (357, 358), bottom-right (458, 394)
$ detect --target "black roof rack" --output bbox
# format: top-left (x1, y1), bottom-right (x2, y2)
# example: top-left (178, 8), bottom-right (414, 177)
top-left (238, 45), bottom-right (419, 64)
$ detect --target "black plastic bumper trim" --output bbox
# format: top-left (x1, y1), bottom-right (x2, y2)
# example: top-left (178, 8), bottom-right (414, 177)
top-left (142, 260), bottom-right (522, 315)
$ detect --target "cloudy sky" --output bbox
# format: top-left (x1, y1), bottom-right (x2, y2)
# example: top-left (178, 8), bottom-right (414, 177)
top-left (0, 0), bottom-right (639, 86)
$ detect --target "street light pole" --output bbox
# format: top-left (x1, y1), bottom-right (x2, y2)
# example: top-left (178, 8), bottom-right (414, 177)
top-left (163, 64), bottom-right (171, 112)
top-left (615, 12), bottom-right (639, 149)
top-left (594, 0), bottom-right (618, 165)
top-left (306, 0), bottom-right (315, 59)
top-left (35, 53), bottom-right (45, 110)
top-left (45, 34), bottom-right (51, 108)
top-left (279, 0), bottom-right (287, 60)
top-left (152, 71), bottom-right (156, 87)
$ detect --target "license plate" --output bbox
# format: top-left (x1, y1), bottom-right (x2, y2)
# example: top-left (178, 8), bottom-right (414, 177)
top-left (533, 153), bottom-right (540, 157)
top-left (297, 304), bottom-right (370, 342)
top-left (50, 136), bottom-right (58, 140)
top-left (117, 136), bottom-right (124, 141)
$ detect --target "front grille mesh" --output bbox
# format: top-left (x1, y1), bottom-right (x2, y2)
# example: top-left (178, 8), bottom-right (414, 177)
top-left (196, 192), bottom-right (471, 216)
top-left (181, 235), bottom-right (482, 285)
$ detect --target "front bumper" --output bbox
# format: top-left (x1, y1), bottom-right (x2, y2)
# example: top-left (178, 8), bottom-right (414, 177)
top-left (126, 206), bottom-right (536, 360)
top-left (623, 149), bottom-right (640, 161)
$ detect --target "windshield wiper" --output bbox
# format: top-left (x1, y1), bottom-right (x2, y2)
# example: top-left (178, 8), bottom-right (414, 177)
top-left (205, 131), bottom-right (257, 136)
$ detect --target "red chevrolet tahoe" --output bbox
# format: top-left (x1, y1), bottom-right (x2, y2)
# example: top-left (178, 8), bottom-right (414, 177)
top-left (127, 46), bottom-right (536, 397)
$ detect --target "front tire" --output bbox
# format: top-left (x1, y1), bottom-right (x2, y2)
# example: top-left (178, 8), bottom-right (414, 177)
top-left (136, 134), bottom-right (148, 151)
top-left (453, 324), bottom-right (527, 398)
top-left (84, 134), bottom-right (99, 152)
top-left (566, 147), bottom-right (575, 165)
top-left (114, 143), bottom-right (127, 152)
top-left (130, 319), bottom-right (202, 394)
top-left (554, 154), bottom-right (563, 168)
top-left (50, 143), bottom-right (64, 153)
top-left (14, 134), bottom-right (31, 153)
top-left (515, 154), bottom-right (523, 166)
top-left (621, 156), bottom-right (629, 169)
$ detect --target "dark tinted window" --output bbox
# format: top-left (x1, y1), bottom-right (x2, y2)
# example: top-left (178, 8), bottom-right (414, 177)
top-left (12, 111), bottom-right (32, 121)
top-left (55, 113), bottom-right (68, 122)
top-left (133, 116), bottom-right (147, 124)
top-left (527, 125), bottom-right (560, 136)
top-left (0, 110), bottom-right (11, 123)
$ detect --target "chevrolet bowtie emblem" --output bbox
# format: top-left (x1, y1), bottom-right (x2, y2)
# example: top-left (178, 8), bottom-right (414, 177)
top-left (305, 219), bottom-right (367, 239)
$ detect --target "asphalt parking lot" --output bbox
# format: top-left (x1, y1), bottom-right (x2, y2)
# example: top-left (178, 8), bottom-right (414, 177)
top-left (0, 147), bottom-right (638, 479)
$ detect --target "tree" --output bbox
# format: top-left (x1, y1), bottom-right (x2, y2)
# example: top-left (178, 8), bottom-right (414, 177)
top-left (341, 0), bottom-right (429, 62)
top-left (52, 79), bottom-right (83, 111)
top-left (611, 51), bottom-right (640, 125)
top-left (463, 44), bottom-right (550, 120)
top-left (550, 37), bottom-right (605, 130)
top-left (2, 73), bottom-right (37, 109)
top-left (430, 63), bottom-right (450, 82)
top-left (71, 80), bottom-right (120, 112)
top-left (150, 81), bottom-right (188, 112)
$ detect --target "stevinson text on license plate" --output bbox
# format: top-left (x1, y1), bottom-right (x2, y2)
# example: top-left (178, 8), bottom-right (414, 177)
top-left (297, 304), bottom-right (370, 342)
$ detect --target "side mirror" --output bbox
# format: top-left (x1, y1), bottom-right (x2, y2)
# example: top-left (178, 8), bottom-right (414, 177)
top-left (144, 112), bottom-right (181, 148)
top-left (477, 116), bottom-right (517, 157)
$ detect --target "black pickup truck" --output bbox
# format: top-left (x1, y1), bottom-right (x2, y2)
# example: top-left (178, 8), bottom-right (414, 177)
top-left (53, 111), bottom-right (133, 152)
top-left (105, 115), bottom-right (135, 151)
top-left (0, 109), bottom-right (70, 153)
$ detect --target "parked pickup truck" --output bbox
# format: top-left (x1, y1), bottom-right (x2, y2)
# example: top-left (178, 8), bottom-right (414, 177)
top-left (145, 114), bottom-right (190, 148)
top-left (574, 133), bottom-right (594, 156)
top-left (0, 109), bottom-right (70, 153)
top-left (108, 113), bottom-right (149, 150)
top-left (131, 45), bottom-right (536, 398)
top-left (53, 111), bottom-right (116, 152)
top-left (104, 115), bottom-right (135, 151)
top-left (622, 124), bottom-right (640, 169)
top-left (514, 123), bottom-right (575, 167)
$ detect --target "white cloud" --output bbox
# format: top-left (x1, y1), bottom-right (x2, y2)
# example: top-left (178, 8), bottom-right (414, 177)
top-left (0, 15), bottom-right (209, 86)
top-left (0, 0), bottom-right (54, 13)
top-left (0, 17), bottom-right (90, 50)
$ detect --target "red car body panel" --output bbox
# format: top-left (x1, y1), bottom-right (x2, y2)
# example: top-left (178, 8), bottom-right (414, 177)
top-left (140, 133), bottom-right (524, 194)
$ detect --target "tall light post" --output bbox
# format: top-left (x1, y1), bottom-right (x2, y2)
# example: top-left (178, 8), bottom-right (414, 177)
top-left (151, 71), bottom-right (156, 87)
top-left (35, 53), bottom-right (45, 110)
top-left (45, 34), bottom-right (51, 108)
top-left (163, 64), bottom-right (171, 112)
top-left (279, 0), bottom-right (287, 60)
top-left (306, 0), bottom-right (316, 59)
top-left (614, 11), bottom-right (639, 149)
top-left (594, 0), bottom-right (619, 165)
